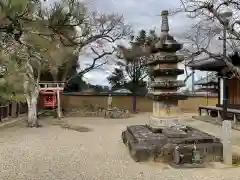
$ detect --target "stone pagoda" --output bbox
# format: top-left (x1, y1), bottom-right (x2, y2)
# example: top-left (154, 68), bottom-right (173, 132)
top-left (147, 10), bottom-right (187, 128)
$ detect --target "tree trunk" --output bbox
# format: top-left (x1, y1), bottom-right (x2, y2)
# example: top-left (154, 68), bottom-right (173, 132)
top-left (24, 70), bottom-right (40, 127)
top-left (26, 91), bottom-right (39, 127)
top-left (23, 50), bottom-right (41, 127)
top-left (132, 95), bottom-right (137, 113)
top-left (52, 72), bottom-right (62, 119)
top-left (56, 86), bottom-right (62, 119)
top-left (132, 80), bottom-right (137, 113)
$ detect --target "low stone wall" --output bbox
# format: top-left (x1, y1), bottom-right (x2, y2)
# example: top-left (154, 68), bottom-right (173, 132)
top-left (64, 106), bottom-right (130, 119)
top-left (61, 93), bottom-right (218, 113)
top-left (63, 102), bottom-right (130, 118)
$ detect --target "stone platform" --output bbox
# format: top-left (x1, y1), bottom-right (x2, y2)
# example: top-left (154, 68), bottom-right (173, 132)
top-left (121, 124), bottom-right (223, 167)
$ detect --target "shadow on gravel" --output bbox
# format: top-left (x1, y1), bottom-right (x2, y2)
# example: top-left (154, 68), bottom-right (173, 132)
top-left (60, 123), bottom-right (93, 132)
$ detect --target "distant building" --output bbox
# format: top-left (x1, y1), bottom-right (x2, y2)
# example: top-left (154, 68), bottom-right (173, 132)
top-left (113, 89), bottom-right (132, 94)
top-left (194, 72), bottom-right (218, 96)
top-left (82, 88), bottom-right (95, 93)
top-left (103, 86), bottom-right (110, 92)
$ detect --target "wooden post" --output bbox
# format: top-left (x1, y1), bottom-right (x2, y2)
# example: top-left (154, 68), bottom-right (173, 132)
top-left (191, 69), bottom-right (195, 93)
top-left (222, 120), bottom-right (232, 165)
top-left (9, 102), bottom-right (12, 117)
top-left (16, 103), bottom-right (20, 117)
top-left (206, 109), bottom-right (209, 116)
top-left (56, 84), bottom-right (62, 119)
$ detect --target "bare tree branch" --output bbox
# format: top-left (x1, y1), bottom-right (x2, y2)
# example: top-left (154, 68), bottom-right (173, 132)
top-left (79, 47), bottom-right (114, 75)
top-left (176, 0), bottom-right (240, 79)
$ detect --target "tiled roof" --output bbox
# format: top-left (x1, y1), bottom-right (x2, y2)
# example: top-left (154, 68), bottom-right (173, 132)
top-left (187, 57), bottom-right (225, 71)
top-left (113, 89), bottom-right (132, 93)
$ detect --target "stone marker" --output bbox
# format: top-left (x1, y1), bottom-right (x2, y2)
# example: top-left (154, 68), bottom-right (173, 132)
top-left (222, 120), bottom-right (232, 165)
top-left (107, 94), bottom-right (112, 109)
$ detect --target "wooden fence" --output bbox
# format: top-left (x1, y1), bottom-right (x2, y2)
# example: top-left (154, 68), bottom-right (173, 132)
top-left (0, 102), bottom-right (28, 122)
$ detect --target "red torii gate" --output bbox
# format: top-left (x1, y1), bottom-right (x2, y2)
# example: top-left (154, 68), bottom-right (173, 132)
top-left (39, 82), bottom-right (65, 118)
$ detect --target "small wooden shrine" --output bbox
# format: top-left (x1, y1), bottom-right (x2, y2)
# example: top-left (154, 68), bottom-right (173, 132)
top-left (39, 82), bottom-right (65, 109)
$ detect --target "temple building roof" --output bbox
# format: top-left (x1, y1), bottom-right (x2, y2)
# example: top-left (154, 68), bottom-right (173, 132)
top-left (113, 89), bottom-right (132, 94)
top-left (187, 52), bottom-right (240, 72)
top-left (187, 57), bottom-right (226, 71)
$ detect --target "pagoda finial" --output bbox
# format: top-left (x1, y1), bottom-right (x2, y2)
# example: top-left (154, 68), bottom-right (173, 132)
top-left (161, 10), bottom-right (169, 32)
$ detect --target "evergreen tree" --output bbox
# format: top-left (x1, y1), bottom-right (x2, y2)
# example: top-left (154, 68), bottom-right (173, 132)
top-left (116, 29), bottom-right (156, 112)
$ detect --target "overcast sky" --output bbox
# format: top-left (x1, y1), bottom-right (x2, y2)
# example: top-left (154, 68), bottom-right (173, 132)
top-left (79, 0), bottom-right (205, 87)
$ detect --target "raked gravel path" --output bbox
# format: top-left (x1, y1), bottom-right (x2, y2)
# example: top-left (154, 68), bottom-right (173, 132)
top-left (0, 113), bottom-right (240, 180)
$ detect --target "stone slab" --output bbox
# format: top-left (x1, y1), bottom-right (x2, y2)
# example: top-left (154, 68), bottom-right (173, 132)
top-left (122, 124), bottom-right (223, 165)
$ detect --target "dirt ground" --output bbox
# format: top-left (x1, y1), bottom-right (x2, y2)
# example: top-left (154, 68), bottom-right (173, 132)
top-left (0, 113), bottom-right (240, 180)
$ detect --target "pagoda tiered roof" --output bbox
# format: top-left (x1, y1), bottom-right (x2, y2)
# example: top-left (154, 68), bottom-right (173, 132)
top-left (151, 68), bottom-right (184, 77)
top-left (145, 10), bottom-right (186, 99)
top-left (147, 54), bottom-right (184, 65)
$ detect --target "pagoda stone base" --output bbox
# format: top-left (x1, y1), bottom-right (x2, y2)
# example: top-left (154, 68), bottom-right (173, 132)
top-left (152, 101), bottom-right (181, 117)
top-left (147, 116), bottom-right (179, 130)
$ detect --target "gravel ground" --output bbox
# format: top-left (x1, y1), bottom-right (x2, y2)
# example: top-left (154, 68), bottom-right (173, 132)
top-left (0, 113), bottom-right (240, 180)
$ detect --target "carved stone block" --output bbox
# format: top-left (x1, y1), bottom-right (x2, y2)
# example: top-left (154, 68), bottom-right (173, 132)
top-left (121, 124), bottom-right (223, 166)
